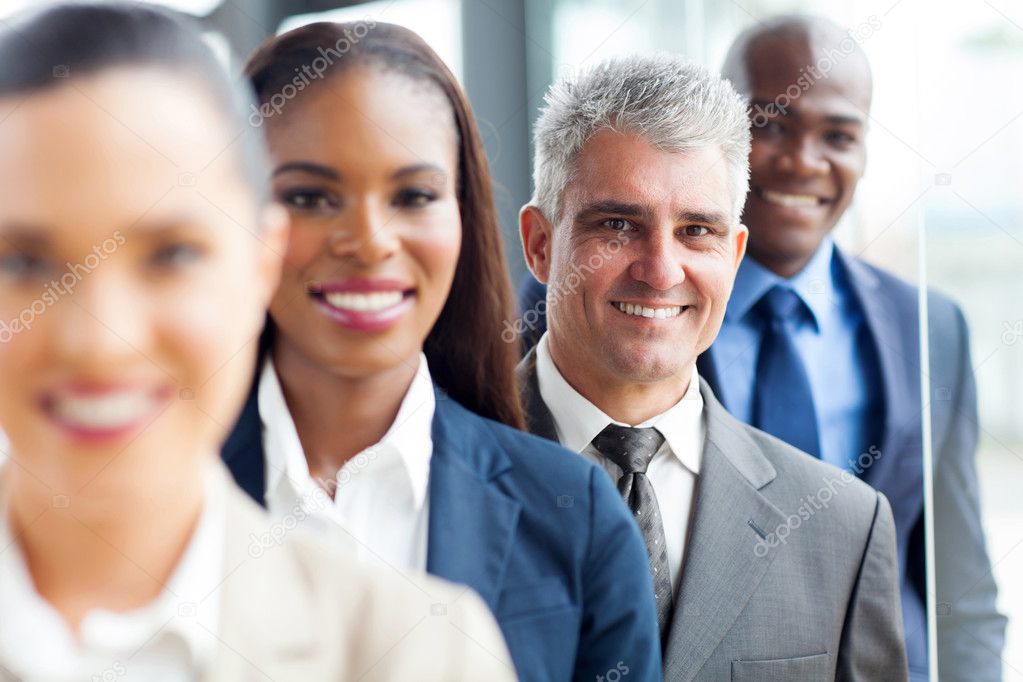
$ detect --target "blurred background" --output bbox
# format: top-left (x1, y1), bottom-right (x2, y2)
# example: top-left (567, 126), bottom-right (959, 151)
top-left (2, 0), bottom-right (1019, 678)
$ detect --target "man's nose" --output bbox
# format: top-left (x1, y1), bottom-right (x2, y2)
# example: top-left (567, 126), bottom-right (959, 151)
top-left (776, 136), bottom-right (829, 176)
top-left (628, 229), bottom-right (685, 291)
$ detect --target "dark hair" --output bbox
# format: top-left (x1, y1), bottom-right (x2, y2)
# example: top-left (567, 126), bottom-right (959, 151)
top-left (245, 22), bottom-right (525, 430)
top-left (0, 1), bottom-right (269, 195)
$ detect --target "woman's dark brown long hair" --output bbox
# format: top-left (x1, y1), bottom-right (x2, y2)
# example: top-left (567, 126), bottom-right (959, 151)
top-left (245, 21), bottom-right (525, 430)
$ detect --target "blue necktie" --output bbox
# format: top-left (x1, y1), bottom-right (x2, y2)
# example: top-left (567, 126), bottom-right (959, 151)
top-left (752, 285), bottom-right (821, 458)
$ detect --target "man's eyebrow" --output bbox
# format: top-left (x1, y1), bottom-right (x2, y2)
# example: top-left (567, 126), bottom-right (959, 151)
top-left (751, 99), bottom-right (793, 117)
top-left (272, 161), bottom-right (340, 181)
top-left (750, 99), bottom-right (865, 127)
top-left (575, 200), bottom-right (654, 221)
top-left (678, 210), bottom-right (729, 225)
top-left (824, 114), bottom-right (865, 127)
top-left (574, 202), bottom-right (730, 226)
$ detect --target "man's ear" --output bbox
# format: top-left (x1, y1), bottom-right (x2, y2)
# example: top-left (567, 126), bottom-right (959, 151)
top-left (520, 204), bottom-right (554, 285)
top-left (256, 202), bottom-right (289, 306)
top-left (732, 222), bottom-right (749, 273)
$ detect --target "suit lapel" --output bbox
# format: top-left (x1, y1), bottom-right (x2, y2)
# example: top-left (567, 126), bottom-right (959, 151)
top-left (662, 381), bottom-right (787, 681)
top-left (515, 348), bottom-right (559, 442)
top-left (426, 390), bottom-right (521, 610)
top-left (695, 352), bottom-right (722, 407)
top-left (835, 250), bottom-right (916, 488)
top-left (219, 323), bottom-right (275, 506)
top-left (219, 375), bottom-right (267, 506)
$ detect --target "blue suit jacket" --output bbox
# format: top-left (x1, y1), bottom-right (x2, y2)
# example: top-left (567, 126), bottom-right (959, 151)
top-left (221, 370), bottom-right (661, 682)
top-left (697, 250), bottom-right (1006, 682)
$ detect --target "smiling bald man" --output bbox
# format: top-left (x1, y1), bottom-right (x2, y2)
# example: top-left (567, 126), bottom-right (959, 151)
top-left (699, 15), bottom-right (1006, 682)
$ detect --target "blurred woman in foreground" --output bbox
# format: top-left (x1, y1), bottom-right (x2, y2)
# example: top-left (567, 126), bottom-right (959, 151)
top-left (0, 4), bottom-right (512, 679)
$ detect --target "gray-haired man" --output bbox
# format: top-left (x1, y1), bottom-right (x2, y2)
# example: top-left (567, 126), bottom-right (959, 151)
top-left (517, 54), bottom-right (909, 680)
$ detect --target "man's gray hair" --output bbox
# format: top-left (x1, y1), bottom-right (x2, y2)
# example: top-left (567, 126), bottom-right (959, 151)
top-left (531, 53), bottom-right (751, 223)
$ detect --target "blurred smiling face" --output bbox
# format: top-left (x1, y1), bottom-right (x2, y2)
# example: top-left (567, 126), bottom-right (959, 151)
top-left (741, 35), bottom-right (871, 276)
top-left (543, 130), bottom-right (747, 389)
top-left (264, 65), bottom-right (461, 380)
top-left (0, 68), bottom-right (281, 483)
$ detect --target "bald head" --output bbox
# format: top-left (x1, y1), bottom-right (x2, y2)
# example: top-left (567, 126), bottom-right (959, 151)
top-left (723, 15), bottom-right (873, 112)
top-left (720, 15), bottom-right (878, 278)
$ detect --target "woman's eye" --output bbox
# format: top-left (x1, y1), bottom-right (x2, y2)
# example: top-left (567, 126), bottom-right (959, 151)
top-left (149, 243), bottom-right (203, 269)
top-left (604, 218), bottom-right (633, 232)
top-left (0, 251), bottom-right (51, 280)
top-left (281, 189), bottom-right (338, 212)
top-left (395, 188), bottom-right (437, 208)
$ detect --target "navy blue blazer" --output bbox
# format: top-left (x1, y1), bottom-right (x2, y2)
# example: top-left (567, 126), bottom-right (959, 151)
top-left (221, 373), bottom-right (661, 682)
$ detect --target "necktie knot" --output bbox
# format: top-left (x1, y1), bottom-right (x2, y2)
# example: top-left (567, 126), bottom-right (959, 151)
top-left (590, 424), bottom-right (664, 475)
top-left (755, 285), bottom-right (807, 326)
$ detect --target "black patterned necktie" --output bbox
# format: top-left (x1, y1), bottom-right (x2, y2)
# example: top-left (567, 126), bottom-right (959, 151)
top-left (590, 424), bottom-right (673, 639)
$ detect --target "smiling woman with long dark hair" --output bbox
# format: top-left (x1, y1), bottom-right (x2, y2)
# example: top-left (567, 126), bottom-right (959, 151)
top-left (221, 21), bottom-right (662, 681)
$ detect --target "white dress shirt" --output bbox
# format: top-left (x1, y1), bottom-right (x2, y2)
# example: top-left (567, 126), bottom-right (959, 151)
top-left (259, 353), bottom-right (434, 573)
top-left (535, 333), bottom-right (705, 596)
top-left (0, 464), bottom-right (225, 681)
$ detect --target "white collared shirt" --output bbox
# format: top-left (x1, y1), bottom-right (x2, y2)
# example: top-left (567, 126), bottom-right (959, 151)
top-left (535, 333), bottom-right (704, 596)
top-left (259, 353), bottom-right (434, 573)
top-left (0, 463), bottom-right (224, 681)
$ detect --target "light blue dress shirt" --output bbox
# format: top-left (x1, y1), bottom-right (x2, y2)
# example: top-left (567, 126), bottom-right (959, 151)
top-left (710, 238), bottom-right (884, 471)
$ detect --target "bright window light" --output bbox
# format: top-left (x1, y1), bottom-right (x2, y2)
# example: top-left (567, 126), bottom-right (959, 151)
top-left (0, 0), bottom-right (223, 19)
top-left (279, 0), bottom-right (463, 80)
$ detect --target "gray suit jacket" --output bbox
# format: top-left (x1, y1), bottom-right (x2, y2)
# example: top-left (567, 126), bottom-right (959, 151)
top-left (518, 350), bottom-right (909, 681)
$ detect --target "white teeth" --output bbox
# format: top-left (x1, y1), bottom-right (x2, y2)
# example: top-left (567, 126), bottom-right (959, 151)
top-left (614, 302), bottom-right (684, 319)
top-left (324, 291), bottom-right (404, 312)
top-left (762, 189), bottom-right (820, 208)
top-left (54, 392), bottom-right (157, 429)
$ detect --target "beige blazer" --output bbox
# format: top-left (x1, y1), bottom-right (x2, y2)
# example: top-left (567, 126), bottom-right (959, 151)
top-left (206, 473), bottom-right (517, 680)
top-left (0, 463), bottom-right (515, 681)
